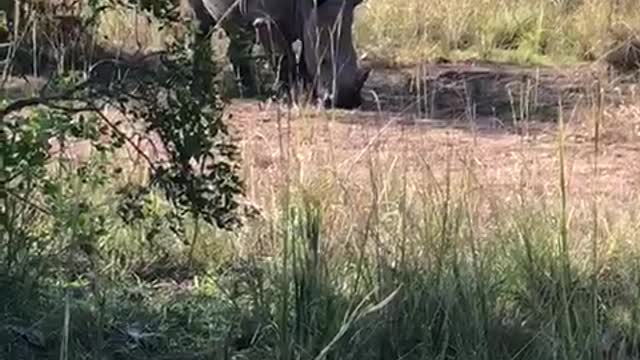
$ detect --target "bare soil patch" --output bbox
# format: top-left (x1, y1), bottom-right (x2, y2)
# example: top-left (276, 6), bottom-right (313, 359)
top-left (229, 98), bottom-right (640, 209)
top-left (225, 61), bottom-right (640, 209)
top-left (4, 61), bottom-right (640, 209)
top-left (361, 61), bottom-right (639, 124)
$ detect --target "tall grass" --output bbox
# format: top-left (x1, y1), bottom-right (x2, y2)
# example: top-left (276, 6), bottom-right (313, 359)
top-left (3, 97), bottom-right (640, 358)
top-left (88, 0), bottom-right (640, 67)
top-left (354, 0), bottom-right (640, 65)
top-left (209, 87), bottom-right (640, 359)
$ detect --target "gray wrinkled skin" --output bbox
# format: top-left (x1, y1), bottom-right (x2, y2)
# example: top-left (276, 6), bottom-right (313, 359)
top-left (187, 0), bottom-right (370, 109)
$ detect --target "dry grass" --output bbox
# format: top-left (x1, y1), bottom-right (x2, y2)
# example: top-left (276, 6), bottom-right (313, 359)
top-left (84, 3), bottom-right (640, 82)
top-left (354, 0), bottom-right (640, 66)
top-left (227, 96), bottom-right (640, 222)
top-left (9, 0), bottom-right (640, 70)
top-left (7, 83), bottom-right (640, 358)
top-left (96, 7), bottom-right (169, 53)
top-left (83, 0), bottom-right (640, 72)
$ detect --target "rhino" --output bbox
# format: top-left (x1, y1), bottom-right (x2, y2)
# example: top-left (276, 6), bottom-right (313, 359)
top-left (184, 0), bottom-right (371, 109)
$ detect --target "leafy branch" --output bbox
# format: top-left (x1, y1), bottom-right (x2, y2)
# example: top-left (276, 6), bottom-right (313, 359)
top-left (2, 35), bottom-right (246, 232)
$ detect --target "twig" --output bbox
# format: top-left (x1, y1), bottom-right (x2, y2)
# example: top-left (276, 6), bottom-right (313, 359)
top-left (89, 101), bottom-right (159, 172)
top-left (3, 188), bottom-right (52, 216)
top-left (0, 78), bottom-right (92, 119)
top-left (1, 73), bottom-right (162, 177)
top-left (1, 3), bottom-right (36, 89)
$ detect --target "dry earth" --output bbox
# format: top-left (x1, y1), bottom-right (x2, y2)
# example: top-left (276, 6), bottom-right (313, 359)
top-left (229, 62), bottom-right (640, 210)
top-left (5, 61), bottom-right (640, 210)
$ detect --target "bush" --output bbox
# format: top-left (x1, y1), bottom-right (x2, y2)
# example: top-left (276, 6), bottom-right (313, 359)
top-left (0, 10), bottom-right (247, 356)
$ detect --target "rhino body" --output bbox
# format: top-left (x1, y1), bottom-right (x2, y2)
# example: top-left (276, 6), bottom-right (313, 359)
top-left (185, 0), bottom-right (370, 109)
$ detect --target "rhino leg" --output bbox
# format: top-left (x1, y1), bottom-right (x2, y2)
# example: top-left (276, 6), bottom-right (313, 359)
top-left (252, 18), bottom-right (298, 102)
top-left (225, 22), bottom-right (258, 98)
top-left (296, 41), bottom-right (316, 102)
top-left (187, 0), bottom-right (258, 98)
top-left (186, 0), bottom-right (216, 45)
top-left (186, 0), bottom-right (217, 96)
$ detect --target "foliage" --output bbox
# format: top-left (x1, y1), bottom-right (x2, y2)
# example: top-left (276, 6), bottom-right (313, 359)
top-left (0, 0), bottom-right (244, 303)
top-left (1, 105), bottom-right (105, 281)
top-left (112, 39), bottom-right (245, 231)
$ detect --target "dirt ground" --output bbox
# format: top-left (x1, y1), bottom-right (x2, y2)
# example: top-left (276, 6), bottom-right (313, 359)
top-left (4, 61), bottom-right (640, 208)
top-left (228, 62), bottom-right (640, 208)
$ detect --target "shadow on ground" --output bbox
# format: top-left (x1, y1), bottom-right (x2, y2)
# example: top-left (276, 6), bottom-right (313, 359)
top-left (358, 60), bottom-right (639, 129)
top-left (4, 38), bottom-right (639, 140)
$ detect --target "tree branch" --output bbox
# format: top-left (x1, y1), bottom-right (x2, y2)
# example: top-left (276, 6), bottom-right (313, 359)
top-left (89, 101), bottom-right (160, 172)
top-left (0, 78), bottom-right (93, 119)
top-left (3, 188), bottom-right (53, 216)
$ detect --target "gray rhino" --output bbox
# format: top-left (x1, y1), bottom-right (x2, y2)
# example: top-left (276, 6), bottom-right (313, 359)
top-left (185, 0), bottom-right (371, 109)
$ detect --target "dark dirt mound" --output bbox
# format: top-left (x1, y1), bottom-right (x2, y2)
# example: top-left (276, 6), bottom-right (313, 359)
top-left (360, 61), bottom-right (637, 123)
top-left (605, 37), bottom-right (640, 73)
top-left (604, 25), bottom-right (640, 73)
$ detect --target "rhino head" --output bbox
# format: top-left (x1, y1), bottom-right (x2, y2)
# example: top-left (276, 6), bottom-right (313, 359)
top-left (302, 0), bottom-right (371, 109)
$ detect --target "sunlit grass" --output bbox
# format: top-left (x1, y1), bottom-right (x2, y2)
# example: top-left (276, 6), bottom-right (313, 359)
top-left (354, 0), bottom-right (640, 66)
